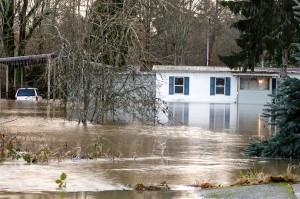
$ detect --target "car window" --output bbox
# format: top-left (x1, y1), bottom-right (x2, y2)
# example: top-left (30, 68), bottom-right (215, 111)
top-left (17, 89), bottom-right (36, 96)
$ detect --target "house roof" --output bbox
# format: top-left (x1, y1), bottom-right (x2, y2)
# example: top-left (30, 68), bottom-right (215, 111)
top-left (152, 65), bottom-right (233, 72)
top-left (152, 65), bottom-right (300, 75)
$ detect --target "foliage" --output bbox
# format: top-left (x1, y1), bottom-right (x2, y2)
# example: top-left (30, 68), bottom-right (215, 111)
top-left (219, 0), bottom-right (300, 70)
top-left (134, 181), bottom-right (170, 191)
top-left (292, 0), bottom-right (300, 64)
top-left (234, 165), bottom-right (299, 185)
top-left (0, 129), bottom-right (130, 163)
top-left (244, 77), bottom-right (300, 158)
top-left (55, 172), bottom-right (67, 189)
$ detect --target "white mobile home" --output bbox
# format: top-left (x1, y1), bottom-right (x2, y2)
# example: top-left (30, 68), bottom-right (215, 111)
top-left (153, 65), bottom-right (300, 104)
top-left (153, 66), bottom-right (238, 103)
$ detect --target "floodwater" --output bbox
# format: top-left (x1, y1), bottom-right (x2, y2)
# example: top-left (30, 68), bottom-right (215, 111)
top-left (0, 100), bottom-right (299, 199)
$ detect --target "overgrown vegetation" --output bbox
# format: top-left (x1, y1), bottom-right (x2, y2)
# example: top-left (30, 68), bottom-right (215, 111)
top-left (0, 131), bottom-right (52, 163)
top-left (134, 181), bottom-right (170, 191)
top-left (244, 77), bottom-right (300, 158)
top-left (0, 130), bottom-right (127, 164)
top-left (234, 164), bottom-right (299, 186)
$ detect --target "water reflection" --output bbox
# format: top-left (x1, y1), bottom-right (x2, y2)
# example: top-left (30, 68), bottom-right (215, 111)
top-left (166, 103), bottom-right (271, 137)
top-left (0, 100), bottom-right (299, 198)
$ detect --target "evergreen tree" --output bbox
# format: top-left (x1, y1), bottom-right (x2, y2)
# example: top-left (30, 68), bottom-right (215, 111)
top-left (292, 0), bottom-right (300, 64)
top-left (219, 0), bottom-right (300, 71)
top-left (244, 77), bottom-right (300, 158)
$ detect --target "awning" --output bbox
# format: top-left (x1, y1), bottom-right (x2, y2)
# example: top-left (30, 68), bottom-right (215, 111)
top-left (232, 73), bottom-right (279, 77)
top-left (0, 54), bottom-right (54, 67)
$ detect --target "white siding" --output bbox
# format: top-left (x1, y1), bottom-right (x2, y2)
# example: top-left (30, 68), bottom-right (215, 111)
top-left (156, 72), bottom-right (238, 103)
top-left (238, 90), bottom-right (272, 104)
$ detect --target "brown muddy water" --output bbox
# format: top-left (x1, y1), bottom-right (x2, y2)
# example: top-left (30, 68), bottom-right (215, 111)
top-left (0, 100), bottom-right (299, 199)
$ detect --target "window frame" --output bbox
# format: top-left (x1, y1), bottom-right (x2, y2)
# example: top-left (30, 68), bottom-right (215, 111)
top-left (215, 77), bottom-right (225, 95)
top-left (174, 77), bottom-right (184, 94)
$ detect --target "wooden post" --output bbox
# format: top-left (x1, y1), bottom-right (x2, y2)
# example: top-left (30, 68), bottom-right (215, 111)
top-left (5, 65), bottom-right (8, 99)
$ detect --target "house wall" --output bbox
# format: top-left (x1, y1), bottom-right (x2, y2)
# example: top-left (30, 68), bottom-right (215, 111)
top-left (237, 77), bottom-right (273, 104)
top-left (238, 90), bottom-right (272, 104)
top-left (288, 73), bottom-right (300, 79)
top-left (156, 71), bottom-right (238, 103)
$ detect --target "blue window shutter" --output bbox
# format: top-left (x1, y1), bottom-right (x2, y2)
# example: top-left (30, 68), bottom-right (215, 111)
top-left (184, 77), bottom-right (189, 95)
top-left (225, 77), bottom-right (231, 96)
top-left (272, 78), bottom-right (276, 93)
top-left (169, 76), bottom-right (174, 95)
top-left (210, 77), bottom-right (215, 95)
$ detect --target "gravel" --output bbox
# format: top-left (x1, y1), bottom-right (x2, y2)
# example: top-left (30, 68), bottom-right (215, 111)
top-left (194, 183), bottom-right (295, 199)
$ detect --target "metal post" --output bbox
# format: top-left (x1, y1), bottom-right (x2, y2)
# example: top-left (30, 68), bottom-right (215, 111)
top-left (21, 67), bottom-right (23, 87)
top-left (14, 68), bottom-right (16, 88)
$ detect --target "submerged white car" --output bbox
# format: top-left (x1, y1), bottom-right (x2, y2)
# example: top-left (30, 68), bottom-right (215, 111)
top-left (15, 88), bottom-right (42, 101)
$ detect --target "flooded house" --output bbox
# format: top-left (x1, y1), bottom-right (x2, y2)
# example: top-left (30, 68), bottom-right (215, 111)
top-left (153, 65), bottom-right (300, 129)
top-left (153, 65), bottom-right (300, 105)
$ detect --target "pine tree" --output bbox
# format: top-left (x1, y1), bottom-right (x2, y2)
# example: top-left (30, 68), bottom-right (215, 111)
top-left (244, 77), bottom-right (300, 158)
top-left (219, 0), bottom-right (300, 71)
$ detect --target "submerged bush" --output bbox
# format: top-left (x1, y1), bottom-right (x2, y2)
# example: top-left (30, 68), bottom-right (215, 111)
top-left (244, 77), bottom-right (300, 158)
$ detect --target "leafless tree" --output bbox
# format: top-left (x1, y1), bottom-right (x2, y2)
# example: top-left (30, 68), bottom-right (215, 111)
top-left (42, 0), bottom-right (167, 124)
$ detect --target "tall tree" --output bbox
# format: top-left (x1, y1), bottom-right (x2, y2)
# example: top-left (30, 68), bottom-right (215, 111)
top-left (219, 0), bottom-right (300, 71)
top-left (85, 0), bottom-right (138, 67)
top-left (151, 0), bottom-right (196, 65)
top-left (0, 0), bottom-right (49, 86)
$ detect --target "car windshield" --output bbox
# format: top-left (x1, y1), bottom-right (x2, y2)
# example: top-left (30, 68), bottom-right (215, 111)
top-left (17, 89), bottom-right (35, 96)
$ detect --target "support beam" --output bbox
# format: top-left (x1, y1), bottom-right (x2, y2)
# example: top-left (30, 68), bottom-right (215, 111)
top-left (14, 68), bottom-right (16, 88)
top-left (0, 54), bottom-right (52, 64)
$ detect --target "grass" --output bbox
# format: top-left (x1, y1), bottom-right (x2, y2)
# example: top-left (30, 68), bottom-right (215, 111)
top-left (207, 192), bottom-right (236, 199)
top-left (202, 182), bottom-right (295, 199)
top-left (233, 164), bottom-right (299, 186)
top-left (272, 182), bottom-right (296, 198)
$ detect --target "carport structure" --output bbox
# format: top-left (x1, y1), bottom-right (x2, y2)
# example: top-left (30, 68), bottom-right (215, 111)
top-left (0, 53), bottom-right (54, 100)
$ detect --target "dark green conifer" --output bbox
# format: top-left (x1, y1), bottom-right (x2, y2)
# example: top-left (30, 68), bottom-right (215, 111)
top-left (244, 77), bottom-right (300, 158)
top-left (219, 0), bottom-right (300, 71)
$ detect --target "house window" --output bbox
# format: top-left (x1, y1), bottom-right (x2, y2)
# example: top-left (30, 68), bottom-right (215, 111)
top-left (169, 76), bottom-right (189, 95)
top-left (216, 78), bottom-right (225, 94)
top-left (240, 78), bottom-right (270, 90)
top-left (175, 77), bottom-right (184, 94)
top-left (210, 77), bottom-right (231, 96)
